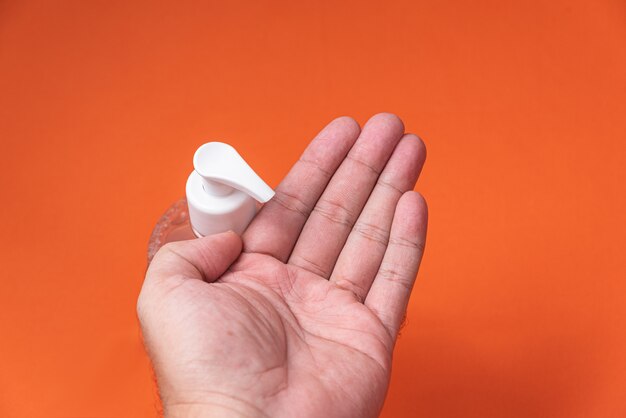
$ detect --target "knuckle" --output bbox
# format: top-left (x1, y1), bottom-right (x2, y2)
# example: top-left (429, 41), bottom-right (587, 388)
top-left (314, 198), bottom-right (355, 227)
top-left (377, 264), bottom-right (412, 292)
top-left (297, 157), bottom-right (334, 178)
top-left (376, 177), bottom-right (404, 196)
top-left (389, 235), bottom-right (426, 253)
top-left (345, 154), bottom-right (381, 176)
top-left (272, 189), bottom-right (312, 218)
top-left (352, 221), bottom-right (389, 246)
top-left (290, 253), bottom-right (328, 278)
top-left (159, 240), bottom-right (182, 256)
top-left (333, 278), bottom-right (367, 303)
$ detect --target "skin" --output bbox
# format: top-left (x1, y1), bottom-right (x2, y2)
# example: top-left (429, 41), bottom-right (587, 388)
top-left (137, 113), bottom-right (428, 418)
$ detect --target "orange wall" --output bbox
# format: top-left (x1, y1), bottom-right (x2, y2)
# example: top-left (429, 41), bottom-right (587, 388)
top-left (1, 1), bottom-right (625, 417)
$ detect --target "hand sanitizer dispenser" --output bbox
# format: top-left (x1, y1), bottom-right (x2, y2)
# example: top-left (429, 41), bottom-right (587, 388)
top-left (186, 142), bottom-right (275, 237)
top-left (147, 142), bottom-right (274, 263)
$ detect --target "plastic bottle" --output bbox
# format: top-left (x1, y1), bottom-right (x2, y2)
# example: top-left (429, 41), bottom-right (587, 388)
top-left (147, 142), bottom-right (274, 263)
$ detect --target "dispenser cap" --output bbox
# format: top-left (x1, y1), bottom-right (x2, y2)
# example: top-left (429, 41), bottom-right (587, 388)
top-left (193, 142), bottom-right (274, 202)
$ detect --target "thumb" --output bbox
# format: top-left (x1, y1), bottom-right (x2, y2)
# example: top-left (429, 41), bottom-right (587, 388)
top-left (146, 230), bottom-right (243, 285)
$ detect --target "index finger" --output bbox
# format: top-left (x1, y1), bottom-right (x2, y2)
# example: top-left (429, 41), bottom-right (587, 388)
top-left (243, 117), bottom-right (360, 261)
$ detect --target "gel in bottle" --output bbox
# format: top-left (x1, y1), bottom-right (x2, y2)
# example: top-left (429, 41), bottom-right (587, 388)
top-left (147, 142), bottom-right (274, 263)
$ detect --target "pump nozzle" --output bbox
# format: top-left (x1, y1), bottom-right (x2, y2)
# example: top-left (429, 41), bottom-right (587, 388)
top-left (186, 142), bottom-right (275, 237)
top-left (193, 142), bottom-right (274, 203)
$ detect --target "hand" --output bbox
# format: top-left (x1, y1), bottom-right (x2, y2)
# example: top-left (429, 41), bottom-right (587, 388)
top-left (138, 113), bottom-right (428, 418)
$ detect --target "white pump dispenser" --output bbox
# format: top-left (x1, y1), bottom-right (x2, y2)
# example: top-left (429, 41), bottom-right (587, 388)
top-left (186, 142), bottom-right (275, 237)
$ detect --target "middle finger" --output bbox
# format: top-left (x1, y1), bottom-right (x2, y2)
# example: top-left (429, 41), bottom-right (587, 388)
top-left (288, 113), bottom-right (405, 278)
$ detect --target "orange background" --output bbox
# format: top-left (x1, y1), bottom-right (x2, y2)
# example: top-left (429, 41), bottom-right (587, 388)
top-left (1, 1), bottom-right (625, 417)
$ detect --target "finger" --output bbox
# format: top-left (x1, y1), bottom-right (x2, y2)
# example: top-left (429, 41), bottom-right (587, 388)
top-left (243, 116), bottom-right (360, 261)
top-left (365, 192), bottom-right (428, 339)
top-left (330, 135), bottom-right (426, 301)
top-left (145, 231), bottom-right (243, 286)
top-left (288, 113), bottom-right (405, 278)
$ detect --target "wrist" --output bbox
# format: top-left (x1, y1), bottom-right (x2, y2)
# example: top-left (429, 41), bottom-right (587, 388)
top-left (163, 392), bottom-right (269, 418)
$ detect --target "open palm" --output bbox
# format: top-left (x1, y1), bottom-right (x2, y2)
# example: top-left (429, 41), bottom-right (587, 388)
top-left (138, 114), bottom-right (428, 418)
